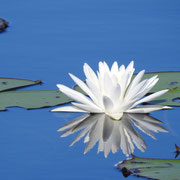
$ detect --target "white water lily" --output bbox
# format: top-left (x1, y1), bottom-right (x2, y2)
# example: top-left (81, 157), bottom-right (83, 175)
top-left (52, 61), bottom-right (171, 120)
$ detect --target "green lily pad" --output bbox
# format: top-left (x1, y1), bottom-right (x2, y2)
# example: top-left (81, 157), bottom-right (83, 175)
top-left (74, 71), bottom-right (180, 106)
top-left (117, 154), bottom-right (180, 180)
top-left (0, 78), bottom-right (41, 92)
top-left (0, 90), bottom-right (71, 111)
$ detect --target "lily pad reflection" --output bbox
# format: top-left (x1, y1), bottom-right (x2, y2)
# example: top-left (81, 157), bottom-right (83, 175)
top-left (58, 113), bottom-right (168, 157)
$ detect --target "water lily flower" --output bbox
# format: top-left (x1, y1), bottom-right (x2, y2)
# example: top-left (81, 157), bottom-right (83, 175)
top-left (52, 61), bottom-right (171, 120)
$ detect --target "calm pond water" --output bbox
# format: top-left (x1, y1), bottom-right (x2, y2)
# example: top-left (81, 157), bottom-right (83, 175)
top-left (0, 0), bottom-right (180, 179)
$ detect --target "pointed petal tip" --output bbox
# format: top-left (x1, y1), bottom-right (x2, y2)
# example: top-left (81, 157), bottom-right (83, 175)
top-left (83, 63), bottom-right (89, 69)
top-left (51, 108), bottom-right (58, 112)
top-left (129, 60), bottom-right (134, 67)
top-left (51, 106), bottom-right (86, 113)
top-left (163, 106), bottom-right (172, 109)
top-left (141, 69), bottom-right (145, 73)
top-left (68, 72), bottom-right (73, 77)
top-left (56, 84), bottom-right (63, 90)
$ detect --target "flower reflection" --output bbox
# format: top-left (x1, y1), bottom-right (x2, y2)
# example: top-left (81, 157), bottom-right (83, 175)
top-left (58, 113), bottom-right (167, 157)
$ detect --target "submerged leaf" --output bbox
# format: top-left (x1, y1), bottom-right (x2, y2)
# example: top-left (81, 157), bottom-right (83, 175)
top-left (0, 18), bottom-right (8, 33)
top-left (75, 71), bottom-right (180, 106)
top-left (117, 155), bottom-right (180, 180)
top-left (175, 144), bottom-right (180, 158)
top-left (0, 78), bottom-right (41, 92)
top-left (0, 90), bottom-right (71, 110)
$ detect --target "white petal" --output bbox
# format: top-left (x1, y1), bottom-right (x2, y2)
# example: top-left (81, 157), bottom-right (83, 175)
top-left (98, 61), bottom-right (105, 78)
top-left (72, 102), bottom-right (102, 113)
top-left (118, 64), bottom-right (125, 75)
top-left (83, 63), bottom-right (99, 88)
top-left (86, 79), bottom-right (103, 107)
top-left (133, 89), bottom-right (169, 107)
top-left (103, 72), bottom-right (113, 95)
top-left (124, 79), bottom-right (148, 102)
top-left (103, 96), bottom-right (114, 112)
top-left (125, 61), bottom-right (135, 87)
top-left (111, 84), bottom-right (121, 103)
top-left (51, 106), bottom-right (86, 112)
top-left (111, 61), bottom-right (118, 74)
top-left (103, 61), bottom-right (110, 73)
top-left (133, 78), bottom-right (159, 101)
top-left (134, 77), bottom-right (159, 100)
top-left (126, 75), bottom-right (159, 102)
top-left (119, 62), bottom-right (135, 98)
top-left (126, 70), bottom-right (145, 96)
top-left (126, 105), bottom-right (171, 113)
top-left (57, 84), bottom-right (100, 110)
top-left (69, 73), bottom-right (97, 103)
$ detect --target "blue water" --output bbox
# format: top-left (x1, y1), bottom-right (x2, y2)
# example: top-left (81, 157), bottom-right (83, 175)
top-left (0, 0), bottom-right (180, 179)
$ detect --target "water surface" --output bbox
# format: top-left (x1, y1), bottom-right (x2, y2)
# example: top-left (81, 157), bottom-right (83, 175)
top-left (0, 0), bottom-right (180, 179)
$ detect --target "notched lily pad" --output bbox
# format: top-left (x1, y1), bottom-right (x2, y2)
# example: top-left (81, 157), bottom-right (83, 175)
top-left (75, 71), bottom-right (180, 107)
top-left (0, 18), bottom-right (8, 33)
top-left (116, 154), bottom-right (180, 180)
top-left (0, 78), bottom-right (41, 92)
top-left (0, 90), bottom-right (71, 111)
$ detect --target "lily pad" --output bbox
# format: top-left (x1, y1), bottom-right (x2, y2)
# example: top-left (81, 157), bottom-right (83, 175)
top-left (116, 154), bottom-right (180, 180)
top-left (0, 90), bottom-right (71, 111)
top-left (74, 71), bottom-right (180, 106)
top-left (0, 78), bottom-right (41, 92)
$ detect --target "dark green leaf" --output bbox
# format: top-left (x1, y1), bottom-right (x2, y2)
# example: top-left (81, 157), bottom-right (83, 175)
top-left (0, 78), bottom-right (41, 92)
top-left (0, 90), bottom-right (71, 111)
top-left (117, 154), bottom-right (180, 180)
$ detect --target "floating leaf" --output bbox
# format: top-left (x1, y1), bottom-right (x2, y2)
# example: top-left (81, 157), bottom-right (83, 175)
top-left (116, 155), bottom-right (180, 180)
top-left (0, 90), bottom-right (71, 111)
top-left (74, 71), bottom-right (180, 106)
top-left (0, 78), bottom-right (41, 92)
